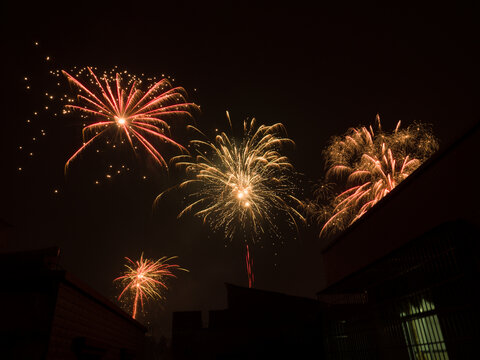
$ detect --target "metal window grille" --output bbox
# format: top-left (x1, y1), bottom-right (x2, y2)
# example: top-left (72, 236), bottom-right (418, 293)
top-left (320, 221), bottom-right (480, 360)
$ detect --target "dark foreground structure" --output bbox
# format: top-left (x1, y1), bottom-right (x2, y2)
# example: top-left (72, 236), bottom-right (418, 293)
top-left (0, 247), bottom-right (146, 359)
top-left (319, 220), bottom-right (479, 359)
top-left (172, 283), bottom-right (324, 359)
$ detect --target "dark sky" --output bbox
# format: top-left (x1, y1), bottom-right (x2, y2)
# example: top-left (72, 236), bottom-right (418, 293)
top-left (1, 2), bottom-right (478, 335)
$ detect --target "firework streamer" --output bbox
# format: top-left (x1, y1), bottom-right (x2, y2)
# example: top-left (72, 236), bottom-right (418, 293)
top-left (245, 244), bottom-right (254, 288)
top-left (314, 114), bottom-right (438, 238)
top-left (62, 67), bottom-right (199, 173)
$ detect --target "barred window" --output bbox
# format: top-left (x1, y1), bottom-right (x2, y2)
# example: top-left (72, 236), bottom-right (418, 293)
top-left (400, 298), bottom-right (449, 360)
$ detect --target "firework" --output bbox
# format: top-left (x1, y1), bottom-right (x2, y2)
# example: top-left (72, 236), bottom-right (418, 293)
top-left (156, 112), bottom-right (305, 286)
top-left (166, 112), bottom-right (304, 239)
top-left (315, 114), bottom-right (438, 238)
top-left (114, 253), bottom-right (187, 319)
top-left (62, 67), bottom-right (199, 172)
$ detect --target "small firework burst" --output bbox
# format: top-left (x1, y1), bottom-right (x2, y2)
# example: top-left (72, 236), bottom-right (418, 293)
top-left (114, 253), bottom-right (187, 319)
top-left (314, 114), bottom-right (438, 238)
top-left (62, 67), bottom-right (199, 172)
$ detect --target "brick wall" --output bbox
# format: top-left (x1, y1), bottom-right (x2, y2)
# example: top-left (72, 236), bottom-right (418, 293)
top-left (47, 278), bottom-right (145, 359)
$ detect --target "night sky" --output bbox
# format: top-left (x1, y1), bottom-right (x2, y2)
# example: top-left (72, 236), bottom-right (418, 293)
top-left (1, 2), bottom-right (478, 336)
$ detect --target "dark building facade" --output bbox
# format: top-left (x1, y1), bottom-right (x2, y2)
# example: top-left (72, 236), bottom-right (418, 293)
top-left (0, 247), bottom-right (146, 359)
top-left (317, 121), bottom-right (480, 359)
top-left (172, 283), bottom-right (324, 359)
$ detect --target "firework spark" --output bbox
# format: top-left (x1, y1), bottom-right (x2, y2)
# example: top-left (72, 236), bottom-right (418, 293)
top-left (62, 67), bottom-right (199, 172)
top-left (156, 112), bottom-right (305, 287)
top-left (313, 114), bottom-right (438, 238)
top-left (163, 112), bottom-right (304, 239)
top-left (114, 253), bottom-right (187, 319)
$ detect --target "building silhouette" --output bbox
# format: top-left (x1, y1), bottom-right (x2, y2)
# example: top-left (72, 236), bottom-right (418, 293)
top-left (172, 283), bottom-right (323, 359)
top-left (0, 247), bottom-right (146, 359)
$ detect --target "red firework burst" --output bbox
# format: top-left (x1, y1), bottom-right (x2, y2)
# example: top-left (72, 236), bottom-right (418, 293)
top-left (62, 67), bottom-right (199, 172)
top-left (114, 253), bottom-right (187, 319)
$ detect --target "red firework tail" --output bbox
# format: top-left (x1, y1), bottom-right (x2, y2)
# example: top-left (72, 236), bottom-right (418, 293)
top-left (246, 244), bottom-right (254, 288)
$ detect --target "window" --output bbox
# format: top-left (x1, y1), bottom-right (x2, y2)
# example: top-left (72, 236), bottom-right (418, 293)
top-left (400, 298), bottom-right (449, 360)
